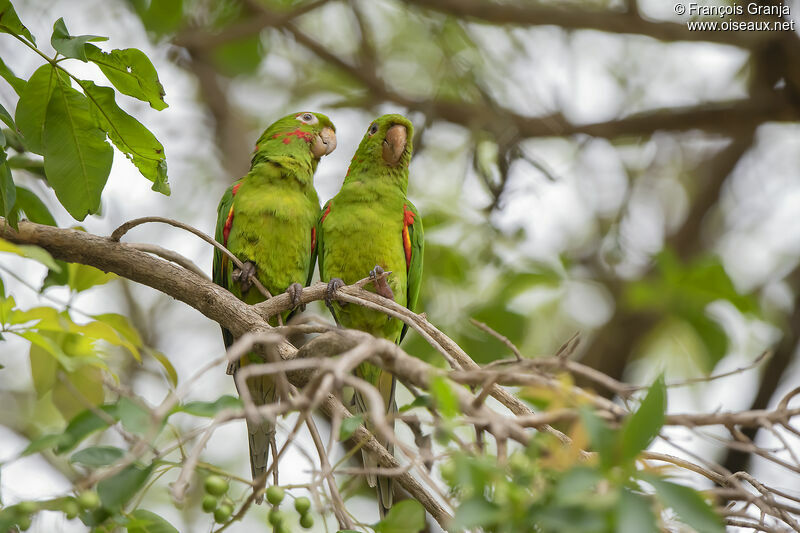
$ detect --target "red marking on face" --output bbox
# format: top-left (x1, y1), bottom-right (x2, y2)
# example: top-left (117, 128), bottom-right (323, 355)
top-left (283, 137), bottom-right (291, 144)
top-left (320, 202), bottom-right (332, 224)
top-left (272, 133), bottom-right (280, 139)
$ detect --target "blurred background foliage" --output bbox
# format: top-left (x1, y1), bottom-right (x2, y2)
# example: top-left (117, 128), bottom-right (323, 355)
top-left (1, 0), bottom-right (799, 530)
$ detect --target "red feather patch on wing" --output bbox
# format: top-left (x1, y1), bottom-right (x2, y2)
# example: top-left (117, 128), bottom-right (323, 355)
top-left (311, 227), bottom-right (317, 253)
top-left (222, 184), bottom-right (241, 246)
top-left (320, 202), bottom-right (332, 224)
top-left (402, 204), bottom-right (416, 269)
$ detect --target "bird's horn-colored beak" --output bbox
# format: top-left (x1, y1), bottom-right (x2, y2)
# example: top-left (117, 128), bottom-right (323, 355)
top-left (382, 124), bottom-right (407, 166)
top-left (311, 127), bottom-right (337, 158)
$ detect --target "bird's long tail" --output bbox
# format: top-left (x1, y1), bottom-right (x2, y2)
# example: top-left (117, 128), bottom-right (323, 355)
top-left (355, 368), bottom-right (396, 518)
top-left (232, 362), bottom-right (276, 503)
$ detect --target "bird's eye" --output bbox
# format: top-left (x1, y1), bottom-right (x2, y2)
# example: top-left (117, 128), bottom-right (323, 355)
top-left (297, 112), bottom-right (318, 125)
top-left (368, 123), bottom-right (378, 135)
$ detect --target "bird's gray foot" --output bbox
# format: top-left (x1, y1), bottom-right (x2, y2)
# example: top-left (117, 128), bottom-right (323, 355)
top-left (286, 282), bottom-right (305, 312)
top-left (325, 278), bottom-right (345, 326)
top-left (232, 261), bottom-right (257, 292)
top-left (369, 265), bottom-right (394, 300)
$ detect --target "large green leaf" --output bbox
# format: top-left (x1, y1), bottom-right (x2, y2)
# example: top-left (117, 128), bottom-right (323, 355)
top-left (0, 56), bottom-right (25, 95)
top-left (81, 81), bottom-right (169, 194)
top-left (126, 509), bottom-right (179, 533)
top-left (43, 78), bottom-right (113, 220)
top-left (50, 18), bottom-right (107, 62)
top-left (374, 499), bottom-right (426, 533)
top-left (0, 0), bottom-right (35, 44)
top-left (85, 45), bottom-right (167, 110)
top-left (620, 374), bottom-right (665, 463)
top-left (15, 65), bottom-right (68, 155)
top-left (644, 475), bottom-right (724, 533)
top-left (97, 463), bottom-right (153, 511)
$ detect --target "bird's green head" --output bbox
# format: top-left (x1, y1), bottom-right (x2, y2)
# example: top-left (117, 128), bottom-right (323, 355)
top-left (254, 111), bottom-right (337, 160)
top-left (352, 114), bottom-right (414, 170)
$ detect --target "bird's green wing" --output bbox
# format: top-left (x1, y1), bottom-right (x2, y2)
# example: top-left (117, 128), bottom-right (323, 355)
top-left (213, 183), bottom-right (236, 348)
top-left (399, 200), bottom-right (423, 344)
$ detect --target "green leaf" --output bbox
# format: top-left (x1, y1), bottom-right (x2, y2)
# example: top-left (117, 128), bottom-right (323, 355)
top-left (579, 406), bottom-right (617, 470)
top-left (14, 186), bottom-right (56, 225)
top-left (21, 433), bottom-right (62, 456)
top-left (50, 18), bottom-right (107, 62)
top-left (211, 35), bottom-right (263, 76)
top-left (179, 395), bottom-right (242, 417)
top-left (85, 45), bottom-right (167, 110)
top-left (70, 445), bottom-right (125, 467)
top-left (43, 77), bottom-right (113, 220)
top-left (130, 0), bottom-right (183, 36)
top-left (617, 489), bottom-right (658, 533)
top-left (55, 403), bottom-right (119, 454)
top-left (0, 0), bottom-right (36, 44)
top-left (374, 499), bottom-right (426, 533)
top-left (97, 463), bottom-right (153, 511)
top-left (117, 397), bottom-right (152, 434)
top-left (0, 102), bottom-right (14, 129)
top-left (68, 262), bottom-right (116, 292)
top-left (92, 312), bottom-right (143, 360)
top-left (126, 509), bottom-right (179, 533)
top-left (15, 64), bottom-right (68, 154)
top-left (0, 238), bottom-right (61, 271)
top-left (449, 497), bottom-right (502, 530)
top-left (620, 374), bottom-right (665, 463)
top-left (149, 349), bottom-right (177, 386)
top-left (398, 395), bottom-right (430, 412)
top-left (81, 81), bottom-right (169, 194)
top-left (29, 341), bottom-right (57, 397)
top-left (339, 414), bottom-right (363, 441)
top-left (430, 375), bottom-right (459, 418)
top-left (0, 56), bottom-right (25, 95)
top-left (0, 149), bottom-right (15, 220)
top-left (647, 476), bottom-right (724, 533)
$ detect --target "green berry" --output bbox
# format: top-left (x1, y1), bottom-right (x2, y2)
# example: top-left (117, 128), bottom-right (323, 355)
top-left (267, 509), bottom-right (283, 526)
top-left (300, 513), bottom-right (314, 529)
top-left (77, 491), bottom-right (100, 510)
top-left (63, 499), bottom-right (80, 519)
top-left (16, 515), bottom-right (31, 531)
top-left (202, 494), bottom-right (218, 513)
top-left (294, 496), bottom-right (311, 514)
top-left (214, 503), bottom-right (233, 523)
top-left (204, 475), bottom-right (229, 496)
top-left (265, 485), bottom-right (285, 506)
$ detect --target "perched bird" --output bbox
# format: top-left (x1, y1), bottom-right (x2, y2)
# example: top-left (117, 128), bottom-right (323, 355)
top-left (212, 111), bottom-right (336, 499)
top-left (317, 114), bottom-right (423, 515)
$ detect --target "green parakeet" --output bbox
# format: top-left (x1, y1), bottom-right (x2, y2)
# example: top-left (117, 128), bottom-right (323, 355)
top-left (317, 114), bottom-right (423, 515)
top-left (213, 111), bottom-right (336, 498)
